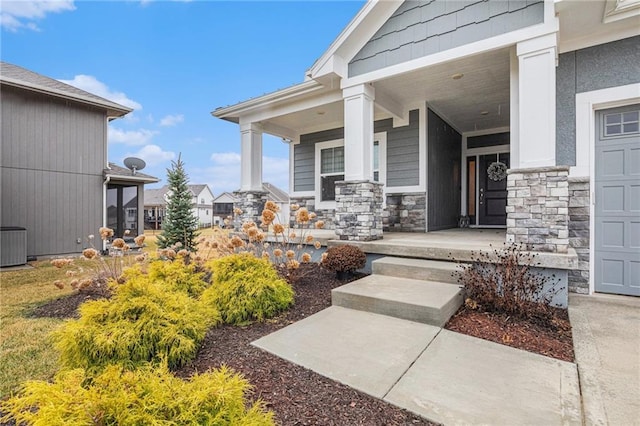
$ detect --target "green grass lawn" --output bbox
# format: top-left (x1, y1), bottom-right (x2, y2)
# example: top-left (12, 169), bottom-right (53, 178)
top-left (0, 261), bottom-right (76, 398)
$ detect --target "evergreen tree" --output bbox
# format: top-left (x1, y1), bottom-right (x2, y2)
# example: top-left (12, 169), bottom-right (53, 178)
top-left (157, 155), bottom-right (199, 251)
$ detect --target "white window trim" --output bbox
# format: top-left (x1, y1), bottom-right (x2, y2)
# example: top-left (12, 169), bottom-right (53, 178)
top-left (315, 139), bottom-right (345, 210)
top-left (313, 133), bottom-right (388, 210)
top-left (573, 82), bottom-right (640, 295)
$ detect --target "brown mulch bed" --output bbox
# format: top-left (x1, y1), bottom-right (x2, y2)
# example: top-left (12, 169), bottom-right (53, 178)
top-left (30, 284), bottom-right (111, 319)
top-left (445, 306), bottom-right (574, 362)
top-left (27, 263), bottom-right (575, 423)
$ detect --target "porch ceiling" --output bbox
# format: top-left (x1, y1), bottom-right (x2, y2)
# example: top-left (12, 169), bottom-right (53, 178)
top-left (375, 47), bottom-right (512, 134)
top-left (265, 48), bottom-right (511, 137)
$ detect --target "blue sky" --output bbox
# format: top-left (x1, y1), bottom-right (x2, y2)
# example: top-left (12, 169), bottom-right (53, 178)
top-left (1, 0), bottom-right (364, 194)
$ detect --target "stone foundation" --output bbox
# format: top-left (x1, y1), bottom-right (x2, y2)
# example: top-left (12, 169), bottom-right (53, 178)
top-left (506, 166), bottom-right (569, 253)
top-left (384, 193), bottom-right (426, 232)
top-left (288, 196), bottom-right (337, 229)
top-left (232, 190), bottom-right (267, 229)
top-left (335, 180), bottom-right (383, 241)
top-left (568, 177), bottom-right (590, 294)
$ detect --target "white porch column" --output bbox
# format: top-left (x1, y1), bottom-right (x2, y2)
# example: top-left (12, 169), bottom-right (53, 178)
top-left (239, 122), bottom-right (263, 191)
top-left (343, 83), bottom-right (375, 181)
top-left (514, 33), bottom-right (557, 168)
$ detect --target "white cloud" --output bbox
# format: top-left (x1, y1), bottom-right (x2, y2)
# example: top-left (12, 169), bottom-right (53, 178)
top-left (109, 127), bottom-right (158, 146)
top-left (127, 144), bottom-right (176, 166)
top-left (200, 152), bottom-right (289, 194)
top-left (159, 114), bottom-right (184, 127)
top-left (210, 152), bottom-right (241, 165)
top-left (1, 1), bottom-right (75, 32)
top-left (59, 75), bottom-right (142, 110)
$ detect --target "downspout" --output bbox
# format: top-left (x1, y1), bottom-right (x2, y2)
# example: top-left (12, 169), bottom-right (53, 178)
top-left (103, 174), bottom-right (111, 252)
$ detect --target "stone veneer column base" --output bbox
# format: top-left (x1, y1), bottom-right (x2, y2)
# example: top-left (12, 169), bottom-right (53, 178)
top-left (506, 166), bottom-right (570, 253)
top-left (288, 196), bottom-right (337, 229)
top-left (232, 190), bottom-right (267, 230)
top-left (568, 177), bottom-right (590, 294)
top-left (383, 193), bottom-right (426, 232)
top-left (335, 180), bottom-right (383, 241)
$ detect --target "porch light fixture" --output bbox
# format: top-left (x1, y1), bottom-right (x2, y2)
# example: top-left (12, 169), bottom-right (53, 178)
top-left (451, 73), bottom-right (464, 80)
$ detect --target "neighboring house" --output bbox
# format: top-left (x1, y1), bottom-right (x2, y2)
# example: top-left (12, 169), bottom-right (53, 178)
top-left (212, 183), bottom-right (290, 226)
top-left (0, 61), bottom-right (157, 259)
top-left (143, 184), bottom-right (215, 229)
top-left (213, 1), bottom-right (639, 297)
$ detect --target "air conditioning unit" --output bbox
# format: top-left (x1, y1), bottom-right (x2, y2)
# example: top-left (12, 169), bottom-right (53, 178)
top-left (0, 227), bottom-right (27, 267)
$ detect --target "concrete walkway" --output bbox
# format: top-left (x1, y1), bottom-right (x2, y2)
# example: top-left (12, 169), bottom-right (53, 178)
top-left (569, 293), bottom-right (640, 425)
top-left (253, 306), bottom-right (582, 425)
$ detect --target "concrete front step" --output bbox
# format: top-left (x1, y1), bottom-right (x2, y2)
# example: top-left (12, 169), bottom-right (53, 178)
top-left (372, 256), bottom-right (463, 284)
top-left (332, 275), bottom-right (464, 327)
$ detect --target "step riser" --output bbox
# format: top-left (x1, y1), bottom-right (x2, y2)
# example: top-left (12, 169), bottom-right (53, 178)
top-left (372, 263), bottom-right (460, 284)
top-left (332, 289), bottom-right (464, 328)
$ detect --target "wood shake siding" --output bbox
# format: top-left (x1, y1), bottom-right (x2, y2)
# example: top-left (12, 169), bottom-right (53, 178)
top-left (349, 0), bottom-right (544, 77)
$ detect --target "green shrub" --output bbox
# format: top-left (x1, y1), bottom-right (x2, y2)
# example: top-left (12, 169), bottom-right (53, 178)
top-left (203, 253), bottom-right (294, 325)
top-left (125, 258), bottom-right (210, 298)
top-left (1, 364), bottom-right (274, 425)
top-left (322, 244), bottom-right (366, 275)
top-left (53, 275), bottom-right (220, 373)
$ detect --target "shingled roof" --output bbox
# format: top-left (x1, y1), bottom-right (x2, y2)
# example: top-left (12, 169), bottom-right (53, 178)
top-left (105, 163), bottom-right (159, 184)
top-left (0, 61), bottom-right (132, 117)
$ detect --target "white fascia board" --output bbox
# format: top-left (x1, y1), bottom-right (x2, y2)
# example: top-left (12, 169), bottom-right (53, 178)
top-left (341, 21), bottom-right (559, 89)
top-left (0, 78), bottom-right (132, 117)
top-left (558, 25), bottom-right (640, 53)
top-left (211, 80), bottom-right (325, 119)
top-left (107, 175), bottom-right (160, 184)
top-left (241, 90), bottom-right (343, 124)
top-left (307, 0), bottom-right (402, 81)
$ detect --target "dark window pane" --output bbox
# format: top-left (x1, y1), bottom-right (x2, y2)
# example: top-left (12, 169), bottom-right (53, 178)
top-left (374, 171), bottom-right (379, 182)
top-left (606, 113), bottom-right (621, 125)
top-left (623, 122), bottom-right (639, 134)
top-left (606, 124), bottom-right (622, 136)
top-left (622, 111), bottom-right (639, 123)
top-left (321, 174), bottom-right (344, 201)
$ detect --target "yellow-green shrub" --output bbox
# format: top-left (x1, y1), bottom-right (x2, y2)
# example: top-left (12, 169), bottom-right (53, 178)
top-left (53, 275), bottom-right (220, 373)
top-left (1, 364), bottom-right (274, 425)
top-left (136, 258), bottom-right (210, 297)
top-left (203, 253), bottom-right (294, 325)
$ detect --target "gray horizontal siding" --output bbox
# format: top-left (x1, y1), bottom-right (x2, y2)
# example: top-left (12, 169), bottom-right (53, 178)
top-left (376, 109), bottom-right (420, 187)
top-left (349, 0), bottom-right (544, 77)
top-left (294, 110), bottom-right (420, 190)
top-left (556, 36), bottom-right (640, 166)
top-left (1, 86), bottom-right (108, 256)
top-left (295, 128), bottom-right (344, 191)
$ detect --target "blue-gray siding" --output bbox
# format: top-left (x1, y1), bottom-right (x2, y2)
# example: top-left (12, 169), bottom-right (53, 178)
top-left (293, 110), bottom-right (420, 191)
top-left (556, 35), bottom-right (640, 166)
top-left (375, 110), bottom-right (420, 187)
top-left (0, 86), bottom-right (107, 256)
top-left (349, 0), bottom-right (544, 77)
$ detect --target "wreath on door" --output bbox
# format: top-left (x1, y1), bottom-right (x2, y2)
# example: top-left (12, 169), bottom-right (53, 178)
top-left (487, 161), bottom-right (508, 181)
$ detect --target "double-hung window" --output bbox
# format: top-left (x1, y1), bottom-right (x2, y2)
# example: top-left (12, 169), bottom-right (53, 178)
top-left (320, 145), bottom-right (344, 202)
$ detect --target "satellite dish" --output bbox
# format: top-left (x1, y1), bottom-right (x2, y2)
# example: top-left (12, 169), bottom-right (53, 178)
top-left (123, 157), bottom-right (146, 175)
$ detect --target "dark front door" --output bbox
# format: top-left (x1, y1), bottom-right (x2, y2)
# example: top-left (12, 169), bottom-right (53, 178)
top-left (478, 153), bottom-right (509, 226)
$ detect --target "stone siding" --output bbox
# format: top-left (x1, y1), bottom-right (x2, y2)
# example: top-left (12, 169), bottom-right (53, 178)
top-left (506, 166), bottom-right (569, 253)
top-left (568, 177), bottom-right (590, 294)
top-left (232, 190), bottom-right (267, 230)
top-left (335, 180), bottom-right (383, 241)
top-left (288, 196), bottom-right (337, 229)
top-left (384, 193), bottom-right (426, 232)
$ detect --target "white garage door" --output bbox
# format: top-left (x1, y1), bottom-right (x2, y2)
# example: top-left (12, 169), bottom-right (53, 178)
top-left (594, 104), bottom-right (640, 296)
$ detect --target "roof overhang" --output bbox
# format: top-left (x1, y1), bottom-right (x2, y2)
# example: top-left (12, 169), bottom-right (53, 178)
top-left (105, 173), bottom-right (160, 184)
top-left (0, 76), bottom-right (132, 118)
